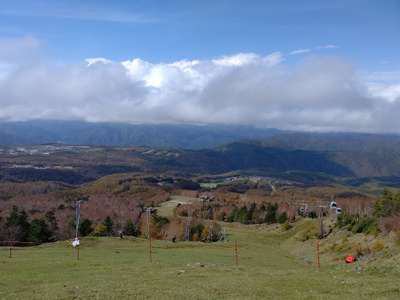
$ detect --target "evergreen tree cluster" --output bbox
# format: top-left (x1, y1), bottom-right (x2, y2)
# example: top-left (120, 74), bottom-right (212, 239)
top-left (0, 206), bottom-right (57, 243)
top-left (226, 203), bottom-right (288, 225)
top-left (0, 207), bottom-right (142, 243)
top-left (87, 216), bottom-right (140, 237)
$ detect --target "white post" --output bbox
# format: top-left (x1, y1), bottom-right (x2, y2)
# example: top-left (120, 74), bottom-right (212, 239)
top-left (75, 200), bottom-right (81, 239)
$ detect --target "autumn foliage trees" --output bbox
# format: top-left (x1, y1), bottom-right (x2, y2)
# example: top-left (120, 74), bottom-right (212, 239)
top-left (337, 190), bottom-right (400, 234)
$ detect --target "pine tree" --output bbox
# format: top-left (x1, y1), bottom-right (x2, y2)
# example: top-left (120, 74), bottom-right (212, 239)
top-left (264, 203), bottom-right (278, 224)
top-left (103, 216), bottom-right (114, 236)
top-left (79, 219), bottom-right (93, 236)
top-left (124, 219), bottom-right (139, 236)
top-left (28, 219), bottom-right (52, 243)
top-left (237, 206), bottom-right (249, 224)
top-left (5, 206), bottom-right (30, 241)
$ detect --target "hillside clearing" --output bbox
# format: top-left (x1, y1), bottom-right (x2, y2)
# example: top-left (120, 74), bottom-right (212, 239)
top-left (156, 195), bottom-right (202, 218)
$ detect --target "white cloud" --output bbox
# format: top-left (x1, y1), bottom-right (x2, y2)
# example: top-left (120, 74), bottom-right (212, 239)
top-left (212, 53), bottom-right (259, 66)
top-left (0, 40), bottom-right (399, 133)
top-left (364, 71), bottom-right (400, 103)
top-left (212, 52), bottom-right (284, 67)
top-left (316, 44), bottom-right (339, 49)
top-left (263, 52), bottom-right (284, 66)
top-left (368, 83), bottom-right (400, 102)
top-left (85, 57), bottom-right (112, 66)
top-left (289, 49), bottom-right (311, 55)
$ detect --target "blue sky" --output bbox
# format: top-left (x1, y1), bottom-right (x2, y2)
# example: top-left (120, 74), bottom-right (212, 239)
top-left (0, 0), bottom-right (398, 69)
top-left (0, 0), bottom-right (399, 132)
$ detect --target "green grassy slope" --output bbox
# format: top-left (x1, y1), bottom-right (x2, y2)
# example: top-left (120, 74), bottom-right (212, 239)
top-left (1, 224), bottom-right (399, 299)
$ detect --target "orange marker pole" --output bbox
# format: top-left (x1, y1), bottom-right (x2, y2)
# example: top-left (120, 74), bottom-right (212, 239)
top-left (234, 240), bottom-right (239, 266)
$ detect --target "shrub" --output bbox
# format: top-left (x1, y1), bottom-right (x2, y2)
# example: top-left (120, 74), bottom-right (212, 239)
top-left (350, 216), bottom-right (378, 235)
top-left (28, 218), bottom-right (52, 243)
top-left (379, 215), bottom-right (400, 233)
top-left (218, 211), bottom-right (226, 222)
top-left (179, 209), bottom-right (188, 217)
top-left (351, 242), bottom-right (370, 257)
top-left (295, 224), bottom-right (318, 241)
top-left (371, 240), bottom-right (385, 252)
top-left (124, 219), bottom-right (140, 237)
top-left (374, 190), bottom-right (400, 217)
top-left (190, 223), bottom-right (205, 240)
top-left (102, 216), bottom-right (114, 236)
top-left (308, 211), bottom-right (318, 219)
top-left (277, 212), bottom-right (288, 224)
top-left (79, 219), bottom-right (93, 236)
top-left (209, 222), bottom-right (222, 242)
top-left (199, 222), bottom-right (222, 242)
top-left (337, 213), bottom-right (378, 235)
top-left (200, 227), bottom-right (209, 241)
top-left (331, 239), bottom-right (351, 253)
top-left (395, 230), bottom-right (400, 246)
top-left (227, 207), bottom-right (239, 222)
top-left (152, 213), bottom-right (169, 229)
top-left (93, 224), bottom-right (108, 236)
top-left (337, 213), bottom-right (356, 228)
top-left (281, 222), bottom-right (292, 231)
top-left (191, 233), bottom-right (199, 241)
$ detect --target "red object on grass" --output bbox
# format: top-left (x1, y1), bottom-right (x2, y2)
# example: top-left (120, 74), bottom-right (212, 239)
top-left (345, 255), bottom-right (356, 264)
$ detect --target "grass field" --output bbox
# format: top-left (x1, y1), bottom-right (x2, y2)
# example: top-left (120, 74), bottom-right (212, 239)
top-left (1, 222), bottom-right (399, 299)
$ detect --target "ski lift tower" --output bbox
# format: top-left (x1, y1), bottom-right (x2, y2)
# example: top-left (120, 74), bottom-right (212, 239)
top-left (184, 206), bottom-right (192, 241)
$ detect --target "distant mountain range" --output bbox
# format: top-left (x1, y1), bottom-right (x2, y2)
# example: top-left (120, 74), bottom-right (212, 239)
top-left (259, 133), bottom-right (400, 177)
top-left (0, 120), bottom-right (280, 149)
top-left (1, 120), bottom-right (400, 180)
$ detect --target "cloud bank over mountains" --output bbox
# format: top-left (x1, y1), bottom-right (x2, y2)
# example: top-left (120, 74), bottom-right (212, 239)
top-left (0, 36), bottom-right (399, 133)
